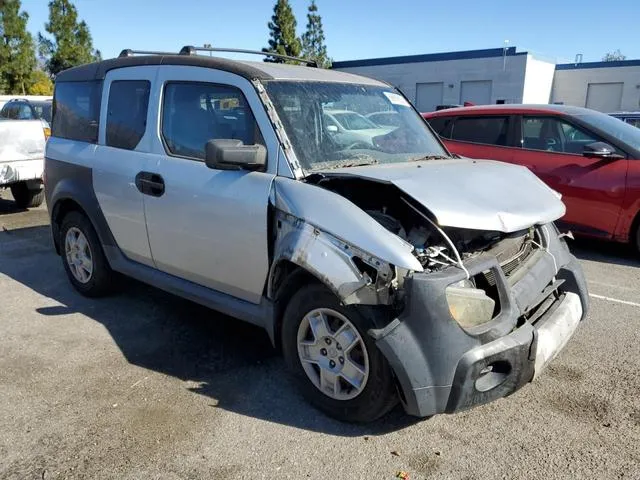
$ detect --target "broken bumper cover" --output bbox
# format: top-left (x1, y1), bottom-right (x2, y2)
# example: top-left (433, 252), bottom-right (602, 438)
top-left (371, 228), bottom-right (589, 417)
top-left (0, 159), bottom-right (44, 186)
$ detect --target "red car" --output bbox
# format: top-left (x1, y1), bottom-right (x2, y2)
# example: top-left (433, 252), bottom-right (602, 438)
top-left (423, 105), bottom-right (640, 251)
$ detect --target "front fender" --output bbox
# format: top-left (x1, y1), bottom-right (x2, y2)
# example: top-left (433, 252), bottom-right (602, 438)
top-left (268, 212), bottom-right (396, 305)
top-left (273, 176), bottom-right (423, 272)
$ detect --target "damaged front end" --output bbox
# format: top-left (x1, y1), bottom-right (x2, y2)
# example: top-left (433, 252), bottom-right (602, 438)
top-left (269, 168), bottom-right (589, 418)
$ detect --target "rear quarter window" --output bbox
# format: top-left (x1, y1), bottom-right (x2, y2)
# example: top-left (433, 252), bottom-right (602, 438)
top-left (52, 81), bottom-right (102, 143)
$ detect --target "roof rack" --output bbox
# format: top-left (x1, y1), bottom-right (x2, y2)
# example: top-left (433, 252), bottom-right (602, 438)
top-left (118, 49), bottom-right (178, 58)
top-left (179, 45), bottom-right (318, 67)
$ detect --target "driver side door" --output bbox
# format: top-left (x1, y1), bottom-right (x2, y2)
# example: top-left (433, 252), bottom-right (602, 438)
top-left (515, 115), bottom-right (628, 238)
top-left (143, 67), bottom-right (280, 304)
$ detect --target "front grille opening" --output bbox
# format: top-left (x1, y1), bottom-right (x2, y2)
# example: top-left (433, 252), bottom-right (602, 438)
top-left (483, 229), bottom-right (539, 286)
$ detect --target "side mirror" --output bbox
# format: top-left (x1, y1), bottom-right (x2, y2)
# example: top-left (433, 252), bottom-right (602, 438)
top-left (327, 125), bottom-right (338, 133)
top-left (583, 142), bottom-right (624, 160)
top-left (205, 139), bottom-right (266, 171)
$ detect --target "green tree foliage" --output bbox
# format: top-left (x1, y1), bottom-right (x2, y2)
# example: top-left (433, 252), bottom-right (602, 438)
top-left (602, 49), bottom-right (626, 62)
top-left (38, 0), bottom-right (100, 77)
top-left (301, 1), bottom-right (331, 68)
top-left (262, 0), bottom-right (301, 63)
top-left (0, 0), bottom-right (37, 95)
top-left (28, 69), bottom-right (53, 95)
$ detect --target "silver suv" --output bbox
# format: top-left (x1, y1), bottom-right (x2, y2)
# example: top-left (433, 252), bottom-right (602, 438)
top-left (45, 46), bottom-right (589, 423)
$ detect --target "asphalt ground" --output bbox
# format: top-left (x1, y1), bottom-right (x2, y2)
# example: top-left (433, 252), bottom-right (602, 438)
top-left (0, 190), bottom-right (638, 479)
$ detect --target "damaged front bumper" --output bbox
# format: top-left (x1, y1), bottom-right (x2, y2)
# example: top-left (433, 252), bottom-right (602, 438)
top-left (371, 225), bottom-right (589, 417)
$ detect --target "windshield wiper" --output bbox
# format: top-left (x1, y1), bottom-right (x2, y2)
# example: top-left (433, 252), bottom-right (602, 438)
top-left (408, 154), bottom-right (451, 162)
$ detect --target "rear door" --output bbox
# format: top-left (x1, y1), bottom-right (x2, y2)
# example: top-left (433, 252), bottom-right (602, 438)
top-left (437, 114), bottom-right (517, 163)
top-left (92, 66), bottom-right (156, 265)
top-left (513, 114), bottom-right (628, 237)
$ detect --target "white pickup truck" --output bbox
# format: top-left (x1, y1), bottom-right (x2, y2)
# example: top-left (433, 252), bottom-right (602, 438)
top-left (0, 119), bottom-right (49, 208)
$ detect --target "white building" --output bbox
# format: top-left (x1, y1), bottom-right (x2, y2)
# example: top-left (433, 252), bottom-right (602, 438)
top-left (551, 60), bottom-right (640, 112)
top-left (333, 48), bottom-right (640, 113)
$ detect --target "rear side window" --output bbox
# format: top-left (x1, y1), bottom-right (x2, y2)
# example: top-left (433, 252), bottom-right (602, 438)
top-left (106, 80), bottom-right (151, 150)
top-left (427, 116), bottom-right (453, 138)
top-left (52, 81), bottom-right (102, 143)
top-left (451, 116), bottom-right (509, 146)
top-left (161, 82), bottom-right (264, 160)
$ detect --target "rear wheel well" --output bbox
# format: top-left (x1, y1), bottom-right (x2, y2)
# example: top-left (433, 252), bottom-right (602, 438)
top-left (51, 199), bottom-right (89, 254)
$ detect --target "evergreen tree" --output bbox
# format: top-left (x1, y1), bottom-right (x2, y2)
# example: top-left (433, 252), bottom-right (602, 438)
top-left (262, 0), bottom-right (301, 63)
top-left (301, 1), bottom-right (331, 68)
top-left (38, 0), bottom-right (100, 77)
top-left (0, 0), bottom-right (37, 95)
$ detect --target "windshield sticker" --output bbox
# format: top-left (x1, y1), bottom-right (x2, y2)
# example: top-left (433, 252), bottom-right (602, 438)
top-left (384, 92), bottom-right (410, 107)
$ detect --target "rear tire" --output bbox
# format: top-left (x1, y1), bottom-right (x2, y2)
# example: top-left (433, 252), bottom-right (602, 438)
top-left (11, 182), bottom-right (44, 208)
top-left (59, 211), bottom-right (115, 297)
top-left (282, 284), bottom-right (398, 423)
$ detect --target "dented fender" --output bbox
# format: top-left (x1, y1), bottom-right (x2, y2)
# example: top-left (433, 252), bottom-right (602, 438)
top-left (268, 212), bottom-right (396, 304)
top-left (272, 176), bottom-right (423, 272)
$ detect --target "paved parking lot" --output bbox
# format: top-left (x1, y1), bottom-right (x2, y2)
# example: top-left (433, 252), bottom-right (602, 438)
top-left (1, 192), bottom-right (639, 480)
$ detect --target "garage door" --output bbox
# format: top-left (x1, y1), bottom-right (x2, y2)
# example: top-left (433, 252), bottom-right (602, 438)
top-left (415, 82), bottom-right (443, 112)
top-left (460, 80), bottom-right (492, 105)
top-left (586, 82), bottom-right (623, 112)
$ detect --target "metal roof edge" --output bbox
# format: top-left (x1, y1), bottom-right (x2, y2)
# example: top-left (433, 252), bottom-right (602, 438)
top-left (556, 59), bottom-right (640, 70)
top-left (332, 47), bottom-right (522, 69)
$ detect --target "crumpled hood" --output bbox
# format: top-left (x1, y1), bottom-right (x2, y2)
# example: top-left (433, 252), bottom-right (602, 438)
top-left (316, 158), bottom-right (566, 232)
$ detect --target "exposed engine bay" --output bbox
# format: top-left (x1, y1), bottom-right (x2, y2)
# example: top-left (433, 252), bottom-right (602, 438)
top-left (305, 175), bottom-right (538, 276)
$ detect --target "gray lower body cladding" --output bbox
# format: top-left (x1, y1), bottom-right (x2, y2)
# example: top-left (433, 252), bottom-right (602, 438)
top-left (45, 157), bottom-right (117, 253)
top-left (371, 230), bottom-right (589, 417)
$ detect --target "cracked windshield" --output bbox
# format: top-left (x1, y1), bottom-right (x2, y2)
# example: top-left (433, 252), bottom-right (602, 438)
top-left (264, 81), bottom-right (449, 171)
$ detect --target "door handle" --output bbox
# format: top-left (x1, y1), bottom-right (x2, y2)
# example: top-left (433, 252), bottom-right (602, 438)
top-left (135, 172), bottom-right (165, 197)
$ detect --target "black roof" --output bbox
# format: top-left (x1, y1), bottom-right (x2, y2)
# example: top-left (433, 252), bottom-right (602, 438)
top-left (55, 55), bottom-right (275, 83)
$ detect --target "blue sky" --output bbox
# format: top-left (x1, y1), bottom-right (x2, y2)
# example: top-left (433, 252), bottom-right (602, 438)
top-left (21, 0), bottom-right (640, 64)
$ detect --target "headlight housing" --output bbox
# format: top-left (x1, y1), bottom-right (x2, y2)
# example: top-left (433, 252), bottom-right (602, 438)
top-left (446, 280), bottom-right (496, 328)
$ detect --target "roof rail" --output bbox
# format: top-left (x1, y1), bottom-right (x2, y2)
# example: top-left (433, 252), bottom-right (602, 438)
top-left (118, 49), bottom-right (178, 58)
top-left (179, 45), bottom-right (318, 67)
top-left (7, 97), bottom-right (29, 102)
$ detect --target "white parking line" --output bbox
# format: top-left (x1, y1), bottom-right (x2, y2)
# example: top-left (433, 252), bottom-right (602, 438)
top-left (589, 293), bottom-right (640, 308)
top-left (588, 280), bottom-right (637, 291)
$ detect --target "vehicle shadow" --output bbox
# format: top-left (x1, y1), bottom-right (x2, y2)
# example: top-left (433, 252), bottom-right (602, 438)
top-left (0, 224), bottom-right (421, 436)
top-left (569, 237), bottom-right (640, 268)
top-left (0, 195), bottom-right (26, 215)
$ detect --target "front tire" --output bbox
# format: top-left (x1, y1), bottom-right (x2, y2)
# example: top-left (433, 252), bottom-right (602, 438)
top-left (282, 284), bottom-right (398, 423)
top-left (59, 211), bottom-right (115, 297)
top-left (11, 182), bottom-right (44, 208)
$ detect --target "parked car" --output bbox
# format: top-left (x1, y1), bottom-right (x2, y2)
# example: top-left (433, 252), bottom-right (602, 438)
top-left (0, 118), bottom-right (49, 207)
top-left (45, 47), bottom-right (587, 423)
top-left (609, 111), bottom-right (640, 128)
top-left (323, 109), bottom-right (395, 146)
top-left (0, 98), bottom-right (53, 124)
top-left (424, 104), bottom-right (640, 251)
